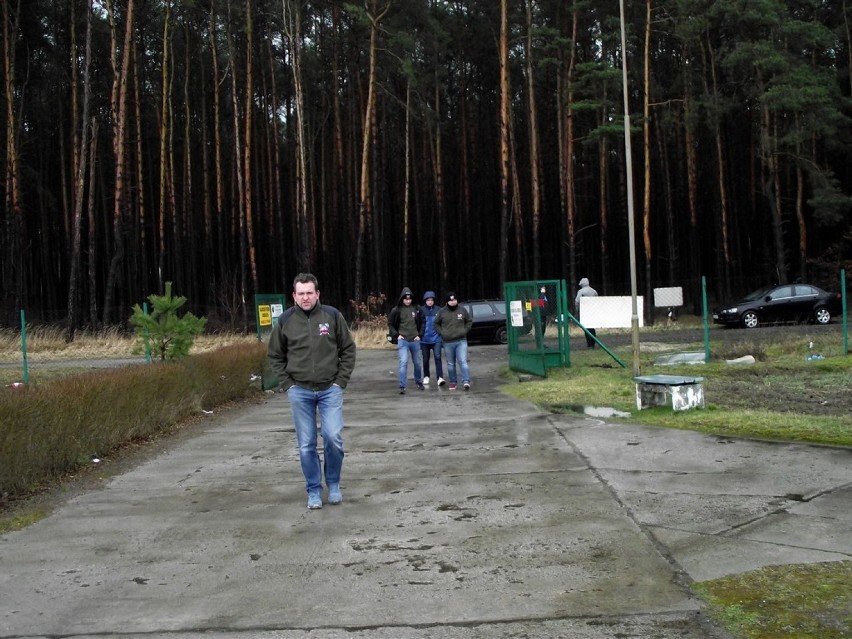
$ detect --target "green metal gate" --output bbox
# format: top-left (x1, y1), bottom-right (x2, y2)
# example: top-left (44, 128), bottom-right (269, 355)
top-left (503, 280), bottom-right (570, 377)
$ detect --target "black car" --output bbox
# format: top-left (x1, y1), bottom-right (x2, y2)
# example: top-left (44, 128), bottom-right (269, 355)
top-left (713, 283), bottom-right (843, 328)
top-left (461, 299), bottom-right (533, 344)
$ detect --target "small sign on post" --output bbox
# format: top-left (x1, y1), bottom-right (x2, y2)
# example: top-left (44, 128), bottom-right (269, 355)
top-left (254, 294), bottom-right (286, 341)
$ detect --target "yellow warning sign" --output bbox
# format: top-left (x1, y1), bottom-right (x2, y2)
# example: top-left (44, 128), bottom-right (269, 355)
top-left (258, 304), bottom-right (272, 327)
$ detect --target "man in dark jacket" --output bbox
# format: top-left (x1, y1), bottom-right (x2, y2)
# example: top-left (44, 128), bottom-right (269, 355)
top-left (435, 292), bottom-right (472, 391)
top-left (267, 273), bottom-right (357, 510)
top-left (387, 286), bottom-right (424, 394)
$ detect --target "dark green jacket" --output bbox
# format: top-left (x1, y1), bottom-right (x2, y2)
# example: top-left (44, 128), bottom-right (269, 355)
top-left (267, 303), bottom-right (357, 391)
top-left (435, 304), bottom-right (472, 342)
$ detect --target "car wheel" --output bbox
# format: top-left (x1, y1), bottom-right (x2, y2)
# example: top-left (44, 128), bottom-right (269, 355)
top-left (495, 326), bottom-right (508, 344)
top-left (741, 311), bottom-right (759, 329)
top-left (814, 306), bottom-right (831, 325)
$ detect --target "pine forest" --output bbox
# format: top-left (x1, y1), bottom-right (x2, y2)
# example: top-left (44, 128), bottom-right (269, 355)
top-left (1, 0), bottom-right (851, 331)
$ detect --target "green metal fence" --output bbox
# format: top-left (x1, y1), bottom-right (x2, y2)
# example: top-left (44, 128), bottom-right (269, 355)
top-left (503, 279), bottom-right (569, 377)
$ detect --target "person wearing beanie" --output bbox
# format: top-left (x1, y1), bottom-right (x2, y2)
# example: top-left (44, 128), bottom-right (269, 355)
top-left (419, 291), bottom-right (445, 386)
top-left (434, 292), bottom-right (473, 390)
top-left (575, 277), bottom-right (599, 347)
top-left (387, 286), bottom-right (425, 394)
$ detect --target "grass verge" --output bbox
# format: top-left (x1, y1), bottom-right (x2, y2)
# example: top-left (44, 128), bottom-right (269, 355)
top-left (502, 339), bottom-right (851, 639)
top-left (1, 342), bottom-right (268, 511)
top-left (693, 561), bottom-right (852, 638)
top-left (502, 347), bottom-right (852, 446)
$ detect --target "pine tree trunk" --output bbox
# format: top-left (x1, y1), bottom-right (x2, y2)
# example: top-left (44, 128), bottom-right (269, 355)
top-left (87, 121), bottom-right (99, 328)
top-left (563, 3), bottom-right (579, 298)
top-left (642, 0), bottom-right (653, 323)
top-left (498, 0), bottom-right (511, 285)
top-left (684, 84), bottom-right (701, 313)
top-left (243, 0), bottom-right (258, 294)
top-left (227, 22), bottom-right (248, 332)
top-left (354, 1), bottom-right (389, 302)
top-left (157, 0), bottom-right (172, 295)
top-left (526, 0), bottom-right (543, 279)
top-left (2, 0), bottom-right (22, 319)
top-left (702, 37), bottom-right (732, 299)
top-left (133, 46), bottom-right (148, 302)
top-left (403, 81), bottom-right (412, 285)
top-left (208, 7), bottom-right (227, 290)
top-left (284, 0), bottom-right (311, 270)
top-left (102, 0), bottom-right (136, 324)
top-left (67, 1), bottom-right (94, 342)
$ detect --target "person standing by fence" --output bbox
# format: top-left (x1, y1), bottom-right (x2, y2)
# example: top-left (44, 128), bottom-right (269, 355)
top-left (575, 277), bottom-right (599, 348)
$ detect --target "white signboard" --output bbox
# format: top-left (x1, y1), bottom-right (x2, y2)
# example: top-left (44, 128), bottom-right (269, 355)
top-left (509, 300), bottom-right (525, 327)
top-left (577, 296), bottom-right (644, 329)
top-left (653, 287), bottom-right (683, 308)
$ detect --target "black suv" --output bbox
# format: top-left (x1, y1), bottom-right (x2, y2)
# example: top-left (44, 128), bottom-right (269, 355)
top-left (461, 299), bottom-right (532, 344)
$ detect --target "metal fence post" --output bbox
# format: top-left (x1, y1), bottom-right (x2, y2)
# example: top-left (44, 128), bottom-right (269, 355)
top-left (20, 309), bottom-right (29, 385)
top-left (701, 276), bottom-right (710, 363)
top-left (842, 269), bottom-right (848, 356)
top-left (143, 302), bottom-right (152, 364)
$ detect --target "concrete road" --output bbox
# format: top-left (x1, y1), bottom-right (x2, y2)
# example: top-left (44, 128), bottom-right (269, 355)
top-left (1, 346), bottom-right (850, 639)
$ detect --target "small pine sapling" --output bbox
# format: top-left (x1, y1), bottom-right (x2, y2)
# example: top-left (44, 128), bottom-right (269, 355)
top-left (130, 282), bottom-right (207, 361)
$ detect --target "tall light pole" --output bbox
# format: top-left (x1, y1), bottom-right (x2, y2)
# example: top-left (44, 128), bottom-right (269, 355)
top-left (619, 0), bottom-right (642, 377)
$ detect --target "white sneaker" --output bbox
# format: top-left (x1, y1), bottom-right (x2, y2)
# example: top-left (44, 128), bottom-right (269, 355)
top-left (423, 376), bottom-right (430, 385)
top-left (437, 377), bottom-right (446, 386)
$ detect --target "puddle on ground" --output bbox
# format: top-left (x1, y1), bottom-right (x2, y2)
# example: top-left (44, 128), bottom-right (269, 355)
top-left (562, 404), bottom-right (631, 418)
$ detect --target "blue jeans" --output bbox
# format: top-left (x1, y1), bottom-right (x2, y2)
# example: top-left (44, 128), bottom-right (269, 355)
top-left (443, 339), bottom-right (470, 384)
top-left (397, 338), bottom-right (423, 388)
top-left (420, 341), bottom-right (444, 378)
top-left (286, 384), bottom-right (344, 495)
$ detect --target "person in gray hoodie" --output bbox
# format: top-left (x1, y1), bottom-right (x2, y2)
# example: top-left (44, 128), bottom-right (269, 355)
top-left (387, 286), bottom-right (425, 394)
top-left (574, 277), bottom-right (599, 347)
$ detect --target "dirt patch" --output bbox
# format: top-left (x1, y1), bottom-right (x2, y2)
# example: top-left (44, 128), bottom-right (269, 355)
top-left (707, 372), bottom-right (852, 417)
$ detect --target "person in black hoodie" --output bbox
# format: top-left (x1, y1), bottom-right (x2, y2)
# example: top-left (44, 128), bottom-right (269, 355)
top-left (387, 286), bottom-right (425, 394)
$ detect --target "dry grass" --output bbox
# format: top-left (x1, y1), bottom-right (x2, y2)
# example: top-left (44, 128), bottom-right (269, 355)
top-left (0, 322), bottom-right (392, 505)
top-left (1, 341), bottom-right (268, 502)
top-left (1, 323), bottom-right (390, 360)
top-left (0, 325), bottom-right (260, 361)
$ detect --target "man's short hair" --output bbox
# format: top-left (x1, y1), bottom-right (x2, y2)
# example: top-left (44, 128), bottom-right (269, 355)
top-left (293, 272), bottom-right (319, 290)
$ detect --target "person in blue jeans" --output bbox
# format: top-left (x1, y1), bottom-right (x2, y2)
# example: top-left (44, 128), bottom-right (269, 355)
top-left (435, 292), bottom-right (473, 390)
top-left (387, 286), bottom-right (424, 394)
top-left (267, 273), bottom-right (357, 510)
top-left (419, 291), bottom-right (445, 386)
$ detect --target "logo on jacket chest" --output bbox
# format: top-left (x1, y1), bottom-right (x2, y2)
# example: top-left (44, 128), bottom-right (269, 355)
top-left (318, 322), bottom-right (330, 336)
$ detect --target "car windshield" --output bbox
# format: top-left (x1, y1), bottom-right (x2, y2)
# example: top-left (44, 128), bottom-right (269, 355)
top-left (742, 287), bottom-right (773, 301)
